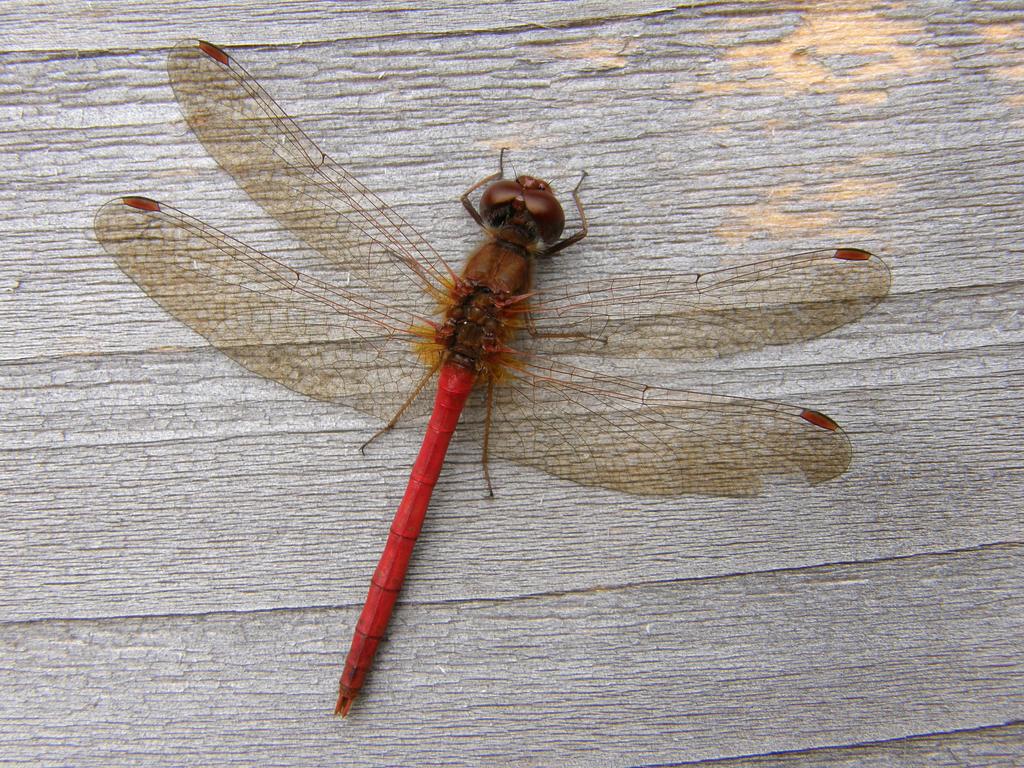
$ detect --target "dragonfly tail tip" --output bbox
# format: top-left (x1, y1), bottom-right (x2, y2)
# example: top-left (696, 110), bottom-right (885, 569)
top-left (335, 691), bottom-right (356, 718)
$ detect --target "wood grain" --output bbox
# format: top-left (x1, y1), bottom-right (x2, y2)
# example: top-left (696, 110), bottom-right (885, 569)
top-left (1, 1), bottom-right (1022, 766)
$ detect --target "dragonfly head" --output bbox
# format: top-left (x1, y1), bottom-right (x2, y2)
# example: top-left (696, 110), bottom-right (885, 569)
top-left (480, 176), bottom-right (566, 245)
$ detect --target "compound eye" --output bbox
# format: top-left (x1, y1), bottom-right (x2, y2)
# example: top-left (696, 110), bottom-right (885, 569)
top-left (523, 189), bottom-right (565, 243)
top-left (480, 180), bottom-right (523, 218)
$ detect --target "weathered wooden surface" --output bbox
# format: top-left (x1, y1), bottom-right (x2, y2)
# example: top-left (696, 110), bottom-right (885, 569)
top-left (1, 1), bottom-right (1022, 766)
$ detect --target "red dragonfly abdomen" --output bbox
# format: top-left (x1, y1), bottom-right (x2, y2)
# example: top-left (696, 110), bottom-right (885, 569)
top-left (335, 361), bottom-right (476, 716)
top-left (337, 227), bottom-right (543, 715)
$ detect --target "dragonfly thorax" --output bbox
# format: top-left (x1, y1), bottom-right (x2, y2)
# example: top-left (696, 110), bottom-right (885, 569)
top-left (439, 288), bottom-right (512, 372)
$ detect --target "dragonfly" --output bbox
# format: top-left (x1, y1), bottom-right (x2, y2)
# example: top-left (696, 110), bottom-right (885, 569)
top-left (95, 40), bottom-right (891, 717)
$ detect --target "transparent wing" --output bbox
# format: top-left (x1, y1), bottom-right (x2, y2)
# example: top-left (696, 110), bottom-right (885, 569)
top-left (524, 249), bottom-right (891, 359)
top-left (166, 40), bottom-right (452, 320)
top-left (96, 197), bottom-right (854, 497)
top-left (95, 197), bottom-right (434, 422)
top-left (464, 356), bottom-right (851, 497)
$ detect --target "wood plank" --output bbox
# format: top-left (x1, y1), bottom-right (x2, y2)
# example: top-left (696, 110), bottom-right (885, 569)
top-left (1, 546), bottom-right (1020, 766)
top-left (2, 344), bottom-right (1022, 621)
top-left (1, 1), bottom-right (1022, 765)
top-left (674, 723), bottom-right (1024, 768)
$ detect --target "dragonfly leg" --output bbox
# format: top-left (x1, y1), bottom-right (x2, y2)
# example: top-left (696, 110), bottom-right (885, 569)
top-left (360, 362), bottom-right (440, 454)
top-left (481, 377), bottom-right (495, 498)
top-left (461, 148), bottom-right (509, 228)
top-left (541, 170), bottom-right (588, 258)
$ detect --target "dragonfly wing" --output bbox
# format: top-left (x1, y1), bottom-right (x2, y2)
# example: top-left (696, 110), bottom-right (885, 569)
top-left (525, 249), bottom-right (890, 360)
top-left (471, 357), bottom-right (852, 497)
top-left (95, 197), bottom-right (435, 423)
top-left (166, 40), bottom-right (451, 321)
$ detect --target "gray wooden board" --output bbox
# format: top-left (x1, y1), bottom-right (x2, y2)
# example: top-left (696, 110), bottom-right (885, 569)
top-left (1, 1), bottom-right (1022, 766)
